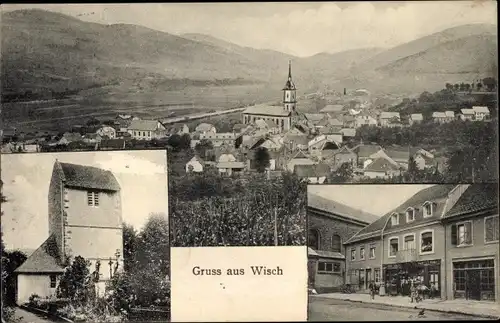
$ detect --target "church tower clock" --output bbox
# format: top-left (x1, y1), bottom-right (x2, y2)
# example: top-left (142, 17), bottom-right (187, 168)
top-left (283, 60), bottom-right (297, 113)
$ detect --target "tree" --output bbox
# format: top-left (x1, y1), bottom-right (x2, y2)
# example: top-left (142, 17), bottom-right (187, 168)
top-left (329, 163), bottom-right (354, 183)
top-left (476, 82), bottom-right (483, 91)
top-left (453, 84), bottom-right (460, 91)
top-left (445, 83), bottom-right (453, 90)
top-left (253, 147), bottom-right (271, 173)
top-left (167, 134), bottom-right (182, 151)
top-left (464, 83), bottom-right (471, 92)
top-left (122, 224), bottom-right (138, 273)
top-left (179, 133), bottom-right (191, 151)
top-left (136, 213), bottom-right (169, 276)
top-left (57, 256), bottom-right (93, 303)
top-left (482, 77), bottom-right (497, 92)
top-left (194, 139), bottom-right (213, 159)
top-left (459, 83), bottom-right (465, 91)
top-left (406, 156), bottom-right (419, 182)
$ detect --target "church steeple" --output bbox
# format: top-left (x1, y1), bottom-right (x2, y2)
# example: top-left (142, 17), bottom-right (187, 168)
top-left (283, 60), bottom-right (297, 113)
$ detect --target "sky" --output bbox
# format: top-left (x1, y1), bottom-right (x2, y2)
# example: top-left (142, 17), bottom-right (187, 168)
top-left (308, 184), bottom-right (433, 216)
top-left (2, 1), bottom-right (497, 57)
top-left (1, 151), bottom-right (168, 252)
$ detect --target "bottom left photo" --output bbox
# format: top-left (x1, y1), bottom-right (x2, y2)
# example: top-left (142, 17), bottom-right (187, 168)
top-left (1, 150), bottom-right (170, 323)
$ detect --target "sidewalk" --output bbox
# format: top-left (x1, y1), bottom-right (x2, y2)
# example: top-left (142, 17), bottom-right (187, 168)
top-left (311, 292), bottom-right (500, 319)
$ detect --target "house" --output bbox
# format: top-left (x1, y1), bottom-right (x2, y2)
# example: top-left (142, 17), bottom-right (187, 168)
top-left (96, 126), bottom-right (117, 139)
top-left (287, 150), bottom-right (317, 172)
top-left (199, 132), bottom-right (236, 147)
top-left (340, 128), bottom-right (356, 139)
top-left (351, 144), bottom-right (384, 167)
top-left (99, 139), bottom-right (126, 150)
top-left (362, 157), bottom-right (401, 179)
top-left (344, 184), bottom-right (457, 294)
top-left (379, 112), bottom-right (401, 127)
top-left (216, 161), bottom-right (246, 176)
top-left (322, 146), bottom-right (357, 170)
top-left (294, 163), bottom-right (330, 184)
top-left (308, 193), bottom-right (379, 293)
top-left (409, 114), bottom-right (423, 126)
top-left (342, 115), bottom-right (356, 129)
top-left (460, 109), bottom-right (475, 121)
top-left (127, 120), bottom-right (167, 140)
top-left (432, 112), bottom-right (448, 124)
top-left (414, 149), bottom-right (436, 170)
top-left (186, 156), bottom-right (205, 173)
top-left (232, 123), bottom-right (248, 134)
top-left (444, 111), bottom-right (455, 122)
top-left (15, 161), bottom-right (123, 304)
top-left (82, 134), bottom-right (102, 144)
top-left (178, 124), bottom-right (190, 135)
top-left (195, 123), bottom-right (216, 134)
top-left (355, 115), bottom-right (378, 128)
top-left (304, 113), bottom-right (327, 124)
top-left (283, 134), bottom-right (309, 151)
top-left (59, 132), bottom-right (83, 145)
top-left (441, 184), bottom-right (499, 302)
top-left (472, 106), bottom-right (490, 121)
top-left (308, 135), bottom-right (341, 152)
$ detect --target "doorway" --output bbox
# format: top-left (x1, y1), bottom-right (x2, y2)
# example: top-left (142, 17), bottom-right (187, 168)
top-left (467, 270), bottom-right (481, 300)
top-left (366, 268), bottom-right (372, 286)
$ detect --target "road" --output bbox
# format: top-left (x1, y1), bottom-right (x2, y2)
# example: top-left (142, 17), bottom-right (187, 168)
top-left (10, 307), bottom-right (58, 323)
top-left (308, 297), bottom-right (488, 321)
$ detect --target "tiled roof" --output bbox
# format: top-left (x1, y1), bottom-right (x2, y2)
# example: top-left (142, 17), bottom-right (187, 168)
top-left (308, 193), bottom-right (379, 224)
top-left (340, 128), bottom-right (356, 137)
top-left (195, 123), bottom-right (215, 132)
top-left (411, 114), bottom-right (423, 120)
top-left (364, 157), bottom-right (400, 172)
top-left (352, 144), bottom-right (383, 158)
top-left (384, 149), bottom-right (411, 162)
top-left (284, 134), bottom-right (309, 146)
top-left (57, 161), bottom-right (120, 191)
top-left (243, 104), bottom-right (291, 117)
top-left (347, 185), bottom-right (457, 242)
top-left (444, 184), bottom-right (498, 219)
top-left (15, 235), bottom-right (64, 273)
top-left (128, 120), bottom-right (161, 131)
top-left (472, 106), bottom-right (489, 113)
top-left (304, 113), bottom-right (326, 122)
top-left (314, 250), bottom-right (345, 260)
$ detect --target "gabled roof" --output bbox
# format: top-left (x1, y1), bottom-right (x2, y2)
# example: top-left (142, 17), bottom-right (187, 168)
top-left (410, 114), bottom-right (423, 121)
top-left (352, 144), bottom-right (383, 158)
top-left (340, 128), bottom-right (356, 137)
top-left (308, 193), bottom-right (379, 224)
top-left (294, 163), bottom-right (330, 178)
top-left (15, 235), bottom-right (64, 273)
top-left (195, 123), bottom-right (215, 132)
top-left (461, 108), bottom-right (475, 114)
top-left (283, 134), bottom-right (309, 146)
top-left (443, 184), bottom-right (498, 219)
top-left (445, 111), bottom-right (455, 117)
top-left (472, 106), bottom-right (489, 113)
top-left (364, 157), bottom-right (400, 172)
top-left (432, 112), bottom-right (446, 118)
top-left (304, 113), bottom-right (326, 122)
top-left (57, 161), bottom-right (120, 191)
top-left (128, 120), bottom-right (162, 131)
top-left (291, 150), bottom-right (312, 160)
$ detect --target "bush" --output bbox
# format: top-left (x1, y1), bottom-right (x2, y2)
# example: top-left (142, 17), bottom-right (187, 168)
top-left (27, 293), bottom-right (42, 308)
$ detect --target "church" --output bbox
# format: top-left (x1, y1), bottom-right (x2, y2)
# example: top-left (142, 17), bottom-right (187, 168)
top-left (242, 61), bottom-right (299, 132)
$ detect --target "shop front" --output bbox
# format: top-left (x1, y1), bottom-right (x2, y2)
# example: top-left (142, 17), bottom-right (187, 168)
top-left (383, 259), bottom-right (441, 297)
top-left (452, 259), bottom-right (496, 301)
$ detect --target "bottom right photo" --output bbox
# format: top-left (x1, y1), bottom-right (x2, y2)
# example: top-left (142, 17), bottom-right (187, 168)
top-left (307, 183), bottom-right (499, 321)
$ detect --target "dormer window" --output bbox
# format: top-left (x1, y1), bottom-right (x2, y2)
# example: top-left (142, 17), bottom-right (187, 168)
top-left (87, 191), bottom-right (99, 207)
top-left (390, 213), bottom-right (399, 226)
top-left (423, 201), bottom-right (433, 218)
top-left (406, 207), bottom-right (415, 222)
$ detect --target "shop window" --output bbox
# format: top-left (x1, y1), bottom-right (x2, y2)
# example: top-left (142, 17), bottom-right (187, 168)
top-left (389, 237), bottom-right (399, 257)
top-left (390, 213), bottom-right (399, 226)
top-left (332, 234), bottom-right (342, 253)
top-left (420, 230), bottom-right (434, 254)
top-left (480, 268), bottom-right (495, 292)
top-left (485, 215), bottom-right (499, 243)
top-left (308, 229), bottom-right (320, 250)
top-left (423, 201), bottom-right (433, 218)
top-left (318, 261), bottom-right (341, 274)
top-left (406, 207), bottom-right (415, 222)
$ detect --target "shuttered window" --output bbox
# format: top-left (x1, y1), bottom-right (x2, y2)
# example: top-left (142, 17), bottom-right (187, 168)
top-left (485, 215), bottom-right (499, 243)
top-left (87, 191), bottom-right (100, 207)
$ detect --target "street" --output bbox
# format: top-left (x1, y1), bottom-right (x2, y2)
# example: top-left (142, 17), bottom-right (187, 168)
top-left (308, 297), bottom-right (488, 321)
top-left (11, 308), bottom-right (60, 323)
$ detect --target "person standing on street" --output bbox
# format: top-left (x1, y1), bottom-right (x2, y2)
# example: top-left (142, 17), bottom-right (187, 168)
top-left (369, 280), bottom-right (376, 300)
top-left (410, 280), bottom-right (416, 303)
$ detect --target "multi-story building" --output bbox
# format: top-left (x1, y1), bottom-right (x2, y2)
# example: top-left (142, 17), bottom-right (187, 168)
top-left (15, 161), bottom-right (123, 303)
top-left (308, 193), bottom-right (379, 293)
top-left (344, 184), bottom-right (499, 303)
top-left (127, 119), bottom-right (167, 140)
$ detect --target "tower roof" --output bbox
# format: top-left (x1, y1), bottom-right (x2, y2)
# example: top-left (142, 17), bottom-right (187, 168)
top-left (55, 161), bottom-right (121, 191)
top-left (283, 60), bottom-right (296, 91)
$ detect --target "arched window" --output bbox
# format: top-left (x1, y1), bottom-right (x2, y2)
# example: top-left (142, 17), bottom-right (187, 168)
top-left (308, 229), bottom-right (320, 250)
top-left (332, 234), bottom-right (342, 252)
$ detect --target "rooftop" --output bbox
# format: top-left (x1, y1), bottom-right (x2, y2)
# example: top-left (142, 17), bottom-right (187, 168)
top-left (57, 161), bottom-right (120, 191)
top-left (128, 120), bottom-right (161, 131)
top-left (444, 184), bottom-right (498, 219)
top-left (243, 104), bottom-right (291, 117)
top-left (308, 192), bottom-right (379, 224)
top-left (14, 235), bottom-right (64, 273)
top-left (364, 157), bottom-right (400, 172)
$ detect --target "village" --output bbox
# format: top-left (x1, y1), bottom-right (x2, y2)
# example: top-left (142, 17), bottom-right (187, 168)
top-left (2, 63), bottom-right (495, 184)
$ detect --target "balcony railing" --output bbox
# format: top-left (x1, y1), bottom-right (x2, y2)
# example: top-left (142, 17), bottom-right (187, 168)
top-left (396, 248), bottom-right (418, 263)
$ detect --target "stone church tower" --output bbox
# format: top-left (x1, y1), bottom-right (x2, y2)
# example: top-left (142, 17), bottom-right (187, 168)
top-left (283, 60), bottom-right (297, 113)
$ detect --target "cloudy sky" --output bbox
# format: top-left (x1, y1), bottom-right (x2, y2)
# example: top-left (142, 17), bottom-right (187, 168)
top-left (308, 184), bottom-right (433, 216)
top-left (1, 151), bottom-right (168, 252)
top-left (2, 1), bottom-right (497, 57)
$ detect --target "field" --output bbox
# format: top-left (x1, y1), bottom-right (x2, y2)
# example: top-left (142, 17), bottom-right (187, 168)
top-left (2, 82), bottom-right (286, 132)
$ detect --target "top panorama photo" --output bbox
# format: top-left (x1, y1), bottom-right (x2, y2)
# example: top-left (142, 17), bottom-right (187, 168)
top-left (1, 2), bottom-right (497, 185)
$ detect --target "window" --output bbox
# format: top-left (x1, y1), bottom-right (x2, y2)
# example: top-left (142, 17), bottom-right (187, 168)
top-left (423, 201), bottom-right (433, 217)
top-left (318, 261), bottom-right (341, 274)
top-left (403, 234), bottom-right (416, 250)
top-left (456, 221), bottom-right (473, 246)
top-left (485, 215), bottom-right (499, 243)
top-left (369, 246), bottom-right (376, 259)
top-left (420, 230), bottom-right (434, 254)
top-left (50, 275), bottom-right (57, 288)
top-left (308, 229), bottom-right (320, 250)
top-left (390, 213), bottom-right (399, 226)
top-left (453, 268), bottom-right (466, 291)
top-left (374, 268), bottom-right (380, 283)
top-left (332, 234), bottom-right (342, 253)
top-left (351, 248), bottom-right (356, 261)
top-left (389, 237), bottom-right (399, 257)
top-left (406, 207), bottom-right (415, 222)
top-left (87, 191), bottom-right (99, 207)
top-left (359, 247), bottom-right (365, 260)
